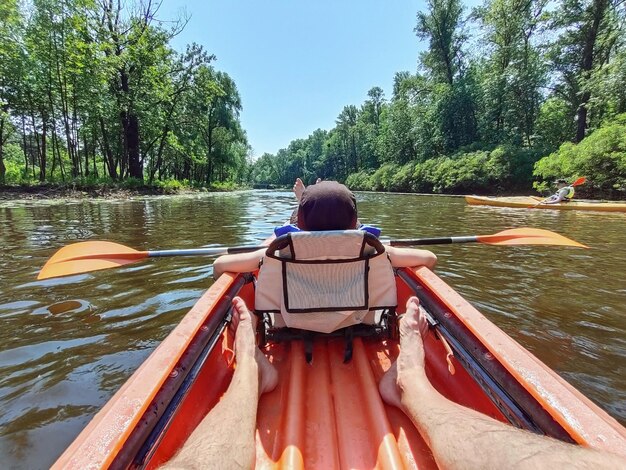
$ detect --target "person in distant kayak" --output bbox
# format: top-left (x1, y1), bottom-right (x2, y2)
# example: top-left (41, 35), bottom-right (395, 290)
top-left (544, 178), bottom-right (575, 204)
top-left (164, 296), bottom-right (626, 469)
top-left (213, 180), bottom-right (438, 278)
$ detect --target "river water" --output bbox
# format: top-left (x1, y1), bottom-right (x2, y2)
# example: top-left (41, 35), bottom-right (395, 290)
top-left (0, 190), bottom-right (624, 468)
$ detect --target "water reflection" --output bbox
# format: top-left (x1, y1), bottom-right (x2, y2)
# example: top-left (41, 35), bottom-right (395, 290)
top-left (0, 191), bottom-right (624, 468)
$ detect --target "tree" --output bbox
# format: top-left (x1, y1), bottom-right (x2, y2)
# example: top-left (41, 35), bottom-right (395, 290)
top-left (0, 0), bottom-right (24, 182)
top-left (415, 0), bottom-right (478, 153)
top-left (415, 0), bottom-right (467, 85)
top-left (548, 0), bottom-right (623, 142)
top-left (474, 0), bottom-right (548, 145)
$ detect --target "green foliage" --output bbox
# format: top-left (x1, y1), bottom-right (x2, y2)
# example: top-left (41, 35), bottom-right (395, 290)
top-left (547, 0), bottom-right (624, 142)
top-left (208, 180), bottom-right (240, 191)
top-left (119, 177), bottom-right (146, 190)
top-left (534, 114), bottom-right (626, 197)
top-left (415, 0), bottom-right (466, 85)
top-left (473, 0), bottom-right (547, 146)
top-left (343, 146), bottom-right (542, 194)
top-left (1, 0), bottom-right (248, 188)
top-left (250, 0), bottom-right (624, 199)
top-left (345, 170), bottom-right (373, 191)
top-left (152, 178), bottom-right (184, 193)
top-left (534, 98), bottom-right (576, 152)
top-left (4, 160), bottom-right (33, 184)
top-left (3, 0), bottom-right (624, 198)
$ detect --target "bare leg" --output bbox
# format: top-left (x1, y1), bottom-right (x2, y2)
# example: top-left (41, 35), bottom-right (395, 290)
top-left (380, 297), bottom-right (626, 470)
top-left (293, 177), bottom-right (322, 201)
top-left (164, 297), bottom-right (278, 470)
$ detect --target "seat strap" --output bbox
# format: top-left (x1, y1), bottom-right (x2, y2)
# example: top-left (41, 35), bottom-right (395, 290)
top-left (304, 332), bottom-right (314, 364)
top-left (343, 327), bottom-right (354, 363)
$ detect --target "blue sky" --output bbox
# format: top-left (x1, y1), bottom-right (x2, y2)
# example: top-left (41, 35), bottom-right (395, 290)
top-left (160, 1), bottom-right (427, 158)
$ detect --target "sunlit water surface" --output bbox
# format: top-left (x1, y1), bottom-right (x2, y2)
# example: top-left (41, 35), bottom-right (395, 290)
top-left (0, 190), bottom-right (624, 468)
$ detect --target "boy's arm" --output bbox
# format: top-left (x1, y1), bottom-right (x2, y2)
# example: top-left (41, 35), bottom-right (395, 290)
top-left (213, 249), bottom-right (266, 280)
top-left (386, 246), bottom-right (437, 270)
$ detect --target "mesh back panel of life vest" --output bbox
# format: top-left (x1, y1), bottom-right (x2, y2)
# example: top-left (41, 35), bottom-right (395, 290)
top-left (255, 230), bottom-right (397, 333)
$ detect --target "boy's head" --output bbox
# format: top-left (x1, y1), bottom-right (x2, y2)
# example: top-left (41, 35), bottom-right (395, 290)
top-left (297, 181), bottom-right (358, 231)
top-left (555, 178), bottom-right (568, 188)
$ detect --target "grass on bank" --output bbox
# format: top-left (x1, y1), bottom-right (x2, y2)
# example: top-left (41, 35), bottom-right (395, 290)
top-left (0, 171), bottom-right (245, 195)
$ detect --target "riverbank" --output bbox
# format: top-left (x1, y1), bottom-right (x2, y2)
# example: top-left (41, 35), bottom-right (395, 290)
top-left (0, 182), bottom-right (242, 201)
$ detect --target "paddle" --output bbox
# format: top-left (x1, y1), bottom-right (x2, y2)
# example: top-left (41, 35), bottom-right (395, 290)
top-left (37, 228), bottom-right (587, 280)
top-left (533, 176), bottom-right (587, 207)
top-left (388, 228), bottom-right (587, 247)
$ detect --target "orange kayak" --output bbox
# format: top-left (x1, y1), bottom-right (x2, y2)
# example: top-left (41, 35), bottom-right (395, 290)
top-left (466, 195), bottom-right (626, 212)
top-left (52, 267), bottom-right (626, 469)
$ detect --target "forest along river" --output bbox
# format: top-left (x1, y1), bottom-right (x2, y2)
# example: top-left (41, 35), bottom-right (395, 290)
top-left (0, 190), bottom-right (625, 468)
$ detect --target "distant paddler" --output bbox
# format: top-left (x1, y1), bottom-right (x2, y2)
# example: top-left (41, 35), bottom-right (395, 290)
top-left (538, 176), bottom-right (586, 205)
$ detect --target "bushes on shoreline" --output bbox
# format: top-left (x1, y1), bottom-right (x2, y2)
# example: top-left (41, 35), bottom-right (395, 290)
top-left (0, 174), bottom-right (243, 196)
top-left (346, 146), bottom-right (543, 195)
top-left (533, 114), bottom-right (626, 199)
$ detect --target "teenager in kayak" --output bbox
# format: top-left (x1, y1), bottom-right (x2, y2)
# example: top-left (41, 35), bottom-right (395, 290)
top-left (213, 180), bottom-right (438, 278)
top-left (164, 296), bottom-right (626, 469)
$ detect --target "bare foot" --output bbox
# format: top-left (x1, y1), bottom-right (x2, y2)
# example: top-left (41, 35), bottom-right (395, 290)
top-left (379, 297), bottom-right (429, 409)
top-left (231, 297), bottom-right (278, 395)
top-left (293, 177), bottom-right (322, 201)
top-left (293, 178), bottom-right (305, 201)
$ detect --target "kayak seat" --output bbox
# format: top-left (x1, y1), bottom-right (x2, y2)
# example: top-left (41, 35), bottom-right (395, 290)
top-left (254, 230), bottom-right (398, 357)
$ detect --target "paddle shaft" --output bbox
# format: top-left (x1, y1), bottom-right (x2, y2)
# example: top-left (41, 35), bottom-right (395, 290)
top-left (389, 236), bottom-right (476, 246)
top-left (147, 245), bottom-right (264, 257)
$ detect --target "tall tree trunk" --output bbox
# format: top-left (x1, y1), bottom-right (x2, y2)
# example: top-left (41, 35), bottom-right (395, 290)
top-left (84, 133), bottom-right (90, 177)
top-left (125, 112), bottom-right (141, 178)
top-left (21, 115), bottom-right (29, 175)
top-left (30, 112), bottom-right (42, 180)
top-left (50, 123), bottom-right (57, 179)
top-left (575, 0), bottom-right (608, 142)
top-left (119, 67), bottom-right (142, 179)
top-left (575, 93), bottom-right (591, 142)
top-left (99, 117), bottom-right (117, 178)
top-left (149, 127), bottom-right (169, 183)
top-left (0, 118), bottom-right (6, 182)
top-left (40, 111), bottom-right (47, 182)
top-left (92, 131), bottom-right (98, 177)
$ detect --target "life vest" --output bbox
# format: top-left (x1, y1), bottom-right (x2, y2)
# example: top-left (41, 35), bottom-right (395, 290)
top-left (274, 223), bottom-right (382, 238)
top-left (255, 230), bottom-right (397, 334)
top-left (563, 186), bottom-right (575, 199)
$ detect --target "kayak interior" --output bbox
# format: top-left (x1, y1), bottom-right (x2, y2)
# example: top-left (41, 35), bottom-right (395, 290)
top-left (54, 267), bottom-right (626, 469)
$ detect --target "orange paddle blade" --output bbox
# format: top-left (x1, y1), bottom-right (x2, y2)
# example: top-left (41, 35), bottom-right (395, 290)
top-left (38, 241), bottom-right (149, 280)
top-left (572, 176), bottom-right (586, 186)
top-left (476, 228), bottom-right (588, 248)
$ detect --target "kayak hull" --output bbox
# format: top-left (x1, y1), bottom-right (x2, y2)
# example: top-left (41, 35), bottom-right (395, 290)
top-left (53, 268), bottom-right (626, 469)
top-left (466, 195), bottom-right (626, 212)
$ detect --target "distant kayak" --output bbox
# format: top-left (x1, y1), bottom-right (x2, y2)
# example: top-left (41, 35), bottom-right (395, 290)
top-left (466, 195), bottom-right (626, 212)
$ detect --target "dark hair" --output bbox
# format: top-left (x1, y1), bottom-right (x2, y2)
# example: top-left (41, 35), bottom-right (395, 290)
top-left (297, 181), bottom-right (358, 231)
